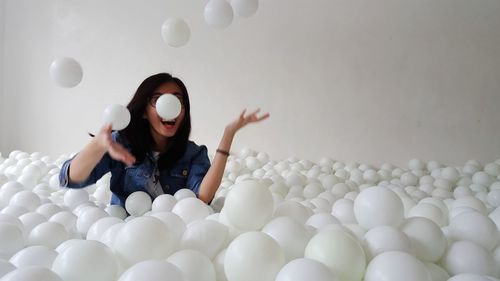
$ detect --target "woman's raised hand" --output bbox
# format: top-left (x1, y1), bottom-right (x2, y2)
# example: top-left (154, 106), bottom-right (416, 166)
top-left (97, 124), bottom-right (136, 166)
top-left (225, 108), bottom-right (270, 135)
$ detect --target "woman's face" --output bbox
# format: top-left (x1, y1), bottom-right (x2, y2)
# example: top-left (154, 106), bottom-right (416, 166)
top-left (145, 81), bottom-right (186, 146)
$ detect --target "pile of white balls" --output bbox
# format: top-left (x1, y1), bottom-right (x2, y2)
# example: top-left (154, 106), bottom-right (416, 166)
top-left (0, 149), bottom-right (499, 281)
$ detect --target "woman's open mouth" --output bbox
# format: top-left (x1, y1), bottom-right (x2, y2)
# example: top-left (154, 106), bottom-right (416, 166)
top-left (161, 118), bottom-right (176, 126)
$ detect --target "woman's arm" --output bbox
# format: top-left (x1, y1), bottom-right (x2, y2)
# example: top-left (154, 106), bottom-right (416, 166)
top-left (68, 124), bottom-right (136, 183)
top-left (197, 109), bottom-right (269, 203)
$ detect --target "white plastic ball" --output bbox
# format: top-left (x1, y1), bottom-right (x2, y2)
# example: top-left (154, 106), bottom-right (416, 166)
top-left (269, 182), bottom-right (289, 198)
top-left (457, 177), bottom-right (473, 187)
top-left (98, 222), bottom-right (124, 249)
top-left (1, 214), bottom-right (24, 229)
top-left (275, 258), bottom-right (336, 281)
top-left (63, 189), bottom-right (89, 209)
top-left (256, 152), bottom-right (270, 163)
top-left (36, 204), bottom-right (63, 219)
top-left (151, 194), bottom-right (177, 213)
top-left (331, 198), bottom-right (356, 224)
top-left (149, 211), bottom-right (186, 244)
top-left (48, 211), bottom-right (77, 232)
top-left (273, 201), bottom-right (312, 224)
top-left (9, 245), bottom-right (57, 268)
top-left (19, 212), bottom-right (47, 236)
top-left (442, 167), bottom-right (460, 182)
top-left (305, 213), bottom-right (340, 230)
top-left (0, 222), bottom-right (25, 259)
top-left (117, 260), bottom-right (185, 281)
top-left (487, 190), bottom-right (500, 207)
top-left (447, 274), bottom-right (491, 281)
top-left (174, 189), bottom-right (196, 201)
top-left (180, 220), bottom-right (228, 259)
top-left (408, 202), bottom-right (447, 227)
top-left (0, 181), bottom-right (24, 208)
top-left (408, 159), bottom-right (426, 171)
top-left (102, 104), bottom-right (131, 131)
top-left (321, 174), bottom-right (340, 189)
top-left (262, 216), bottom-right (313, 262)
top-left (86, 216), bottom-right (123, 241)
top-left (9, 190), bottom-right (41, 211)
top-left (16, 174), bottom-right (37, 189)
top-left (224, 231), bottom-right (285, 281)
top-left (401, 172), bottom-right (419, 186)
top-left (441, 240), bottom-right (498, 277)
top-left (427, 161), bottom-right (443, 171)
top-left (172, 197), bottom-right (211, 224)
top-left (104, 205), bottom-right (127, 219)
top-left (449, 210), bottom-right (498, 251)
top-left (155, 94), bottom-right (182, 120)
top-left (167, 249), bottom-right (216, 281)
top-left (302, 183), bottom-right (324, 199)
top-left (213, 249), bottom-right (227, 281)
top-left (309, 197), bottom-right (331, 212)
top-left (51, 240), bottom-right (118, 281)
top-left (204, 0), bottom-right (234, 29)
top-left (48, 174), bottom-right (61, 189)
top-left (0, 174), bottom-right (8, 186)
top-left (161, 18), bottom-right (191, 47)
top-left (484, 163), bottom-right (500, 177)
top-left (114, 216), bottom-right (176, 267)
top-left (488, 207), bottom-right (500, 229)
top-left (423, 262), bottom-right (450, 281)
top-left (245, 157), bottom-right (262, 171)
top-left (125, 191), bottom-right (152, 217)
top-left (0, 259), bottom-right (16, 278)
top-left (400, 217), bottom-right (446, 262)
top-left (49, 57), bottom-right (83, 88)
top-left (363, 169), bottom-right (380, 184)
top-left (454, 186), bottom-right (474, 198)
top-left (223, 180), bottom-right (274, 230)
top-left (363, 226), bottom-right (413, 260)
top-left (1, 205), bottom-right (29, 217)
top-left (22, 163), bottom-right (42, 178)
top-left (464, 164), bottom-right (481, 175)
top-left (1, 266), bottom-right (63, 281)
top-left (28, 221), bottom-right (69, 249)
top-left (304, 229), bottom-right (366, 281)
top-left (75, 207), bottom-right (108, 235)
top-left (364, 251), bottom-right (432, 281)
top-left (353, 186), bottom-right (404, 230)
top-left (473, 172), bottom-right (493, 187)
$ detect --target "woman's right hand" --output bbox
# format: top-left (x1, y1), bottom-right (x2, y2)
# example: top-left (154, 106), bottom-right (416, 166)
top-left (96, 124), bottom-right (136, 166)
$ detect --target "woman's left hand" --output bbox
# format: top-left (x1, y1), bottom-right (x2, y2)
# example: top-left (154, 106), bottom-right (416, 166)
top-left (225, 108), bottom-right (270, 135)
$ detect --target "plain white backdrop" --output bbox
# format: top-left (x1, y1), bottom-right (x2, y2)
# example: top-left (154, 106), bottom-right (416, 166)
top-left (1, 0), bottom-right (500, 166)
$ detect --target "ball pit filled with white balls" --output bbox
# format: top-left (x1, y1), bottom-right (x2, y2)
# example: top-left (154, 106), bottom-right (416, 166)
top-left (0, 149), bottom-right (500, 281)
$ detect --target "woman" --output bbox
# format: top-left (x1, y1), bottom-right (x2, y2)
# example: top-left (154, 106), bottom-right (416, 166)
top-left (59, 73), bottom-right (269, 206)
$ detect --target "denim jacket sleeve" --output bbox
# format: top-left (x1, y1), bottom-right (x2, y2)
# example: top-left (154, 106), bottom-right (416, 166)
top-left (59, 153), bottom-right (113, 188)
top-left (58, 132), bottom-right (122, 188)
top-left (186, 144), bottom-right (211, 195)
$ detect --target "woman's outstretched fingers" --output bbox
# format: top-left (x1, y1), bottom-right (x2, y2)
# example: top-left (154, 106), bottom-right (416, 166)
top-left (227, 108), bottom-right (270, 134)
top-left (256, 112), bottom-right (270, 122)
top-left (245, 109), bottom-right (269, 123)
top-left (109, 142), bottom-right (135, 166)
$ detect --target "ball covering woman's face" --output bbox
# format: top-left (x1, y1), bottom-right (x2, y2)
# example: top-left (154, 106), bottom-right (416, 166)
top-left (145, 81), bottom-right (186, 141)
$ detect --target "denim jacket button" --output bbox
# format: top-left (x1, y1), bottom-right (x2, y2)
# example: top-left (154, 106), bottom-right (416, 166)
top-left (182, 170), bottom-right (188, 176)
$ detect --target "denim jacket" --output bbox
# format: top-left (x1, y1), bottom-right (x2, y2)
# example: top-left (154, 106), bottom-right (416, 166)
top-left (59, 132), bottom-right (211, 207)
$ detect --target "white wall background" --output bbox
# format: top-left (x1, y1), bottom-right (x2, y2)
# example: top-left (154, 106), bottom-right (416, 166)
top-left (1, 0), bottom-right (500, 166)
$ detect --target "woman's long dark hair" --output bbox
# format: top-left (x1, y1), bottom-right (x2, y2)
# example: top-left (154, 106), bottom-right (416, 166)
top-left (121, 73), bottom-right (191, 171)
